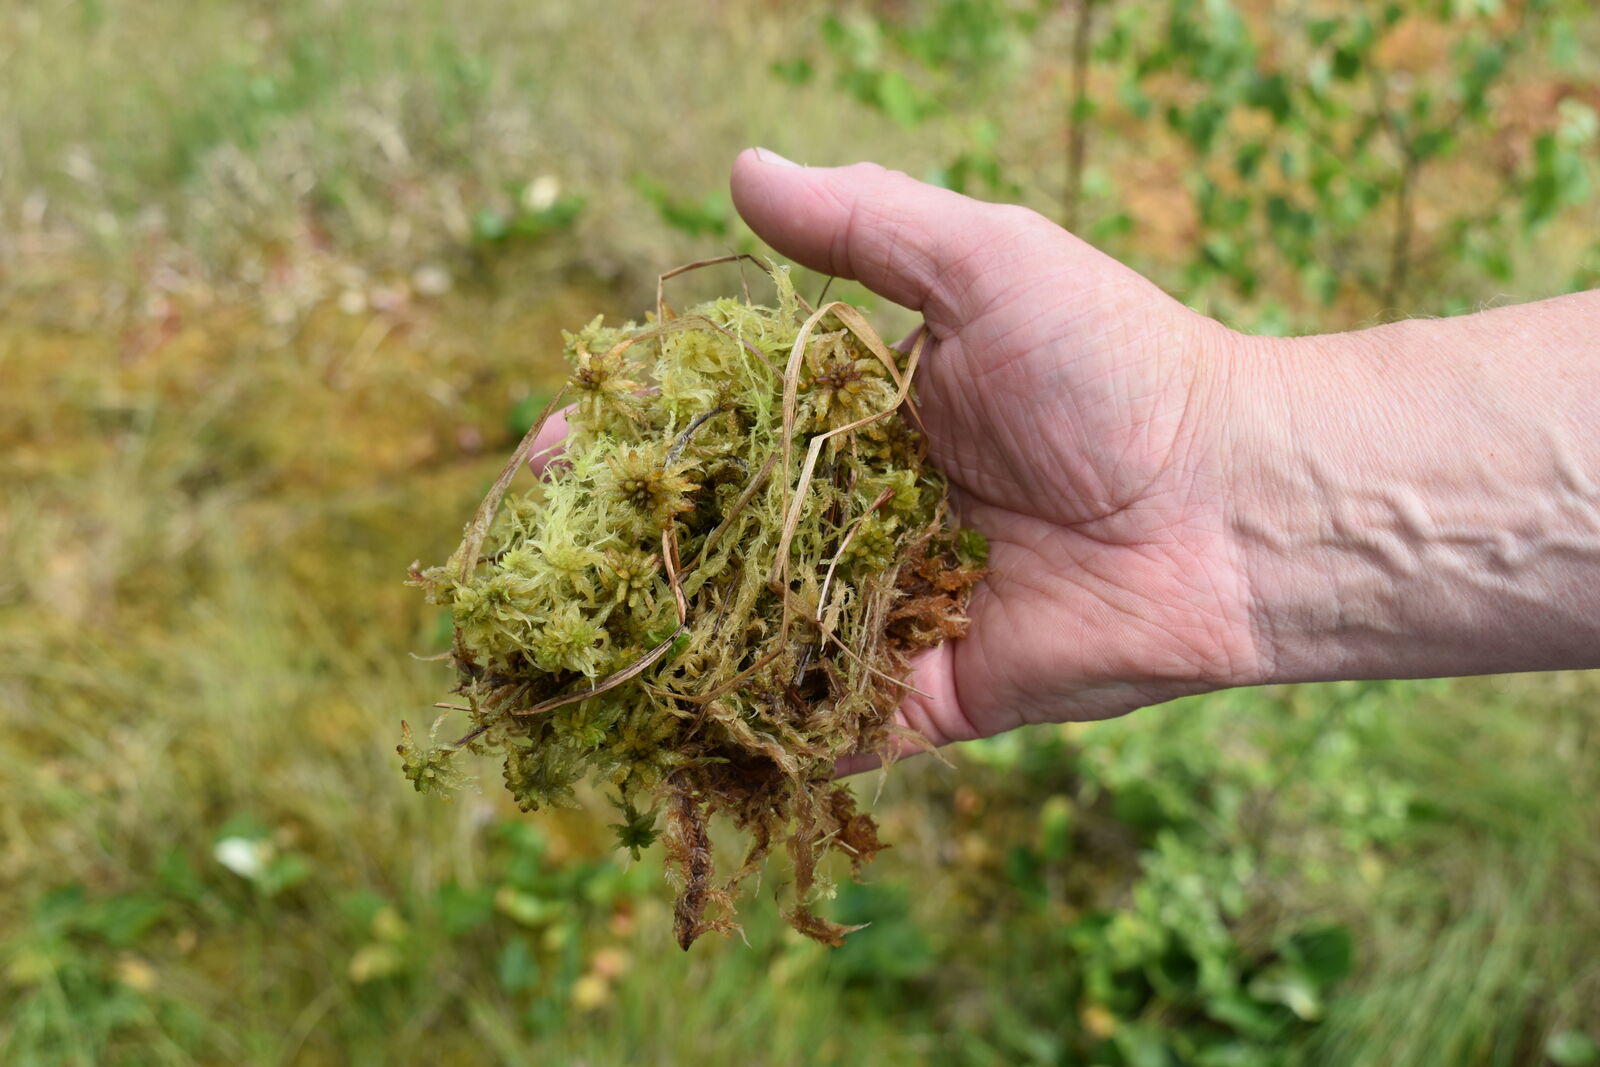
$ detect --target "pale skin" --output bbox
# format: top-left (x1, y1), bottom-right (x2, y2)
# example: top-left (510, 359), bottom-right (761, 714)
top-left (539, 147), bottom-right (1600, 770)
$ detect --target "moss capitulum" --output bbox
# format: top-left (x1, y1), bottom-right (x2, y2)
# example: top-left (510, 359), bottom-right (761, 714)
top-left (405, 258), bottom-right (984, 948)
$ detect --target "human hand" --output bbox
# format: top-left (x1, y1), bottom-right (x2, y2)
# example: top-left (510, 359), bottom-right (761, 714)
top-left (726, 149), bottom-right (1266, 759)
top-left (532, 150), bottom-right (1600, 765)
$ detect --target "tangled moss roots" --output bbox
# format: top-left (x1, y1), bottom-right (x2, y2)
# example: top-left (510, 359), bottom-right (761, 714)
top-left (404, 258), bottom-right (986, 948)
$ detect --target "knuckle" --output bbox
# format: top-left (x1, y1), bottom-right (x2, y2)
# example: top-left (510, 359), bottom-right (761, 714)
top-left (989, 202), bottom-right (1051, 238)
top-left (843, 160), bottom-right (892, 182)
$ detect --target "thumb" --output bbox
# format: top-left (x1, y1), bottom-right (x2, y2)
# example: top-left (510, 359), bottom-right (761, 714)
top-left (729, 148), bottom-right (1038, 322)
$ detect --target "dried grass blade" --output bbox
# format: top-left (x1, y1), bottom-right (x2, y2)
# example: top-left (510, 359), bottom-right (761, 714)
top-left (771, 332), bottom-right (926, 585)
top-left (826, 302), bottom-right (905, 392)
top-left (817, 486), bottom-right (895, 620)
top-left (781, 302), bottom-right (837, 479)
top-left (654, 646), bottom-right (786, 706)
top-left (657, 253), bottom-right (765, 321)
top-left (820, 628), bottom-right (933, 697)
top-left (690, 452), bottom-right (780, 572)
top-left (663, 525), bottom-right (688, 625)
top-left (512, 625), bottom-right (687, 718)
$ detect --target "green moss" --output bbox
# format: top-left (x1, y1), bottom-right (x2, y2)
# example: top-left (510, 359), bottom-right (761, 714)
top-left (406, 259), bottom-right (984, 948)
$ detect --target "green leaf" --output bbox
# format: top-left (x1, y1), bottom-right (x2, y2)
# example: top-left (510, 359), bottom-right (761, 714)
top-left (874, 69), bottom-right (925, 127)
top-left (1266, 195), bottom-right (1313, 243)
top-left (32, 884), bottom-right (88, 935)
top-left (1332, 44), bottom-right (1362, 80)
top-left (497, 935), bottom-right (540, 994)
top-left (260, 854), bottom-right (311, 898)
top-left (472, 208), bottom-right (509, 244)
top-left (635, 176), bottom-right (729, 238)
top-left (1412, 128), bottom-right (1454, 161)
top-left (1005, 844), bottom-right (1044, 894)
top-left (1206, 990), bottom-right (1286, 1041)
top-left (1524, 133), bottom-right (1593, 229)
top-left (338, 889), bottom-right (389, 929)
top-left (1307, 17), bottom-right (1341, 47)
top-left (436, 882), bottom-right (495, 936)
top-left (348, 942), bottom-right (405, 984)
top-left (1091, 213), bottom-right (1134, 243)
top-left (1114, 1022), bottom-right (1177, 1067)
top-left (1233, 141), bottom-right (1266, 180)
top-left (819, 14), bottom-right (848, 52)
top-left (1303, 263), bottom-right (1340, 306)
top-left (1039, 794), bottom-right (1074, 862)
top-left (1457, 42), bottom-right (1507, 113)
top-left (769, 57), bottom-right (813, 85)
top-left (1118, 73), bottom-right (1152, 119)
top-left (215, 813), bottom-right (272, 842)
top-left (80, 893), bottom-right (166, 947)
top-left (507, 392), bottom-right (554, 437)
top-left (1247, 963), bottom-right (1323, 1020)
top-left (1245, 72), bottom-right (1291, 124)
top-left (157, 848), bottom-right (205, 903)
top-left (516, 195), bottom-right (585, 238)
top-left (1558, 99), bottom-right (1599, 150)
top-left (1548, 1031), bottom-right (1600, 1067)
top-left (1547, 18), bottom-right (1579, 69)
top-left (1286, 923), bottom-right (1354, 986)
top-left (496, 887), bottom-right (558, 927)
top-left (820, 13), bottom-right (879, 69)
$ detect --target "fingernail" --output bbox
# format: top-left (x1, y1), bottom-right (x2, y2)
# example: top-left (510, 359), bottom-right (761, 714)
top-left (753, 146), bottom-right (801, 168)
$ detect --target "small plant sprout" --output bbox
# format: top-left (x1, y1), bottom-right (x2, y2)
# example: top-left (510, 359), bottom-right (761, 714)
top-left (406, 257), bottom-right (985, 948)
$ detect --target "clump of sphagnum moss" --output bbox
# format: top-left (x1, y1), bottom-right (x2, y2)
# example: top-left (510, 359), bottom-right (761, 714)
top-left (405, 257), bottom-right (986, 948)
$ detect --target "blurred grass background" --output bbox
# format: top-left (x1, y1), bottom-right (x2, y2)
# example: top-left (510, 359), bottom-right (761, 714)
top-left (2, 1), bottom-right (1599, 1064)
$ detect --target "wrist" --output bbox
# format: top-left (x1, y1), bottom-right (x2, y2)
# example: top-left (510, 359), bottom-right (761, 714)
top-left (1221, 309), bottom-right (1600, 686)
top-left (1219, 328), bottom-right (1366, 687)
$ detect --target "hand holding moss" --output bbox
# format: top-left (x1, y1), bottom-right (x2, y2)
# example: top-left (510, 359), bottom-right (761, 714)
top-left (414, 150), bottom-right (1600, 943)
top-left (727, 148), bottom-right (1600, 770)
top-left (727, 149), bottom-right (1263, 764)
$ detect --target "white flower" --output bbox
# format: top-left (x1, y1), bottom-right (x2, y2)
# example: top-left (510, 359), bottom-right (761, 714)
top-left (214, 836), bottom-right (271, 880)
top-left (522, 175), bottom-right (561, 213)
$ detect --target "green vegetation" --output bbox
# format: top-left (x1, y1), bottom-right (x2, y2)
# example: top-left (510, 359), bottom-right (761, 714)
top-left (2, 0), bottom-right (1598, 1064)
top-left (407, 264), bottom-right (981, 947)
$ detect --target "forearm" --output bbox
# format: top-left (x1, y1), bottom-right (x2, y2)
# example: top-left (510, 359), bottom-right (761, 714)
top-left (1227, 289), bottom-right (1600, 684)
